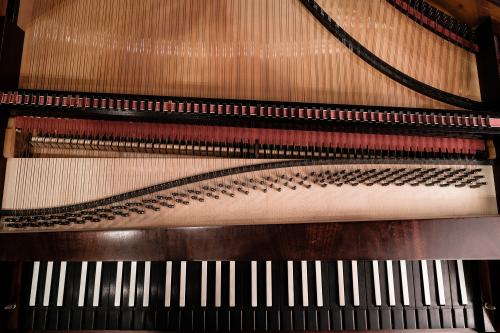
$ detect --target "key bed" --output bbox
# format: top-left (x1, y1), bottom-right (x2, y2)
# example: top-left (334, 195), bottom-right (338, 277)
top-left (21, 260), bottom-right (478, 331)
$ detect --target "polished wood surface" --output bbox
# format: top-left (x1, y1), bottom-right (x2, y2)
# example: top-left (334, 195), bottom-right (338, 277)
top-left (1, 217), bottom-right (500, 261)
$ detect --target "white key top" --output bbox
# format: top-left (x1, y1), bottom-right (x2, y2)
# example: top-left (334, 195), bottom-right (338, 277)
top-left (42, 262), bottom-right (53, 307)
top-left (352, 261), bottom-right (359, 307)
top-left (251, 261), bottom-right (257, 307)
top-left (400, 260), bottom-right (410, 306)
top-left (386, 261), bottom-right (395, 306)
top-left (215, 261), bottom-right (221, 307)
top-left (143, 261), bottom-right (151, 307)
top-left (179, 261), bottom-right (186, 307)
top-left (301, 261), bottom-right (309, 307)
top-left (114, 261), bottom-right (123, 307)
top-left (266, 261), bottom-right (272, 307)
top-left (201, 261), bottom-right (207, 307)
top-left (337, 261), bottom-right (345, 306)
top-left (421, 260), bottom-right (431, 306)
top-left (56, 262), bottom-right (66, 307)
top-left (93, 262), bottom-right (102, 307)
top-left (165, 261), bottom-right (172, 307)
top-left (129, 261), bottom-right (137, 307)
top-left (315, 261), bottom-right (323, 307)
top-left (287, 261), bottom-right (294, 307)
top-left (373, 261), bottom-right (381, 306)
top-left (457, 260), bottom-right (468, 305)
top-left (29, 261), bottom-right (40, 306)
top-left (78, 261), bottom-right (88, 307)
top-left (435, 260), bottom-right (445, 305)
top-left (229, 261), bottom-right (236, 307)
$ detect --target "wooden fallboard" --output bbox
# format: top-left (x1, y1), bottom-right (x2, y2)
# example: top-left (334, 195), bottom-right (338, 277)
top-left (1, 217), bottom-right (500, 261)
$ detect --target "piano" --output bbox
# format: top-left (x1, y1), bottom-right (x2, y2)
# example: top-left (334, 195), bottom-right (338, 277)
top-left (0, 0), bottom-right (499, 331)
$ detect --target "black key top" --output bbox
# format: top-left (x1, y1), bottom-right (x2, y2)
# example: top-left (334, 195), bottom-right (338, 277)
top-left (378, 261), bottom-right (392, 329)
top-left (365, 260), bottom-right (380, 330)
top-left (70, 262), bottom-right (83, 330)
top-left (342, 260), bottom-right (355, 330)
top-left (439, 260), bottom-right (453, 329)
top-left (153, 261), bottom-right (167, 330)
top-left (82, 261), bottom-right (96, 330)
top-left (240, 261), bottom-right (254, 331)
top-left (169, 261), bottom-right (181, 331)
top-left (46, 261), bottom-right (61, 330)
top-left (269, 261), bottom-right (282, 331)
top-left (448, 260), bottom-right (465, 328)
top-left (317, 261), bottom-right (330, 331)
top-left (219, 261), bottom-right (230, 332)
top-left (328, 261), bottom-right (342, 330)
top-left (20, 262), bottom-right (35, 330)
top-left (355, 261), bottom-right (368, 330)
top-left (255, 261), bottom-right (267, 331)
top-left (412, 261), bottom-right (429, 329)
top-left (462, 261), bottom-right (477, 329)
top-left (120, 261), bottom-right (132, 330)
top-left (96, 261), bottom-right (111, 330)
top-left (206, 261), bottom-right (217, 331)
top-left (107, 261), bottom-right (120, 330)
top-left (281, 261), bottom-right (293, 332)
top-left (306, 261), bottom-right (318, 331)
top-left (403, 261), bottom-right (417, 329)
top-left (58, 262), bottom-right (75, 330)
top-left (133, 261), bottom-right (146, 330)
top-left (292, 261), bottom-right (305, 331)
top-left (230, 261), bottom-right (244, 332)
top-left (391, 261), bottom-right (405, 330)
top-left (33, 261), bottom-right (48, 330)
top-left (189, 261), bottom-right (203, 331)
top-left (426, 260), bottom-right (441, 328)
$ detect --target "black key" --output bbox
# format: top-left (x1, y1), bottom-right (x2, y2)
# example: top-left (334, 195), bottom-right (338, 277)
top-left (292, 261), bottom-right (305, 331)
top-left (96, 261), bottom-right (112, 330)
top-left (448, 260), bottom-right (465, 328)
top-left (82, 261), bottom-right (96, 330)
top-left (280, 261), bottom-right (293, 332)
top-left (440, 260), bottom-right (453, 329)
top-left (239, 261), bottom-right (254, 331)
top-left (46, 261), bottom-right (61, 330)
top-left (342, 260), bottom-right (355, 330)
top-left (365, 260), bottom-right (380, 330)
top-left (328, 261), bottom-right (342, 330)
top-left (255, 261), bottom-right (267, 331)
top-left (58, 262), bottom-right (75, 330)
top-left (426, 260), bottom-right (441, 328)
top-left (318, 261), bottom-right (330, 331)
top-left (412, 261), bottom-right (429, 329)
top-left (355, 261), bottom-right (368, 330)
top-left (403, 261), bottom-right (417, 329)
top-left (120, 261), bottom-right (132, 330)
top-left (133, 261), bottom-right (146, 330)
top-left (378, 261), bottom-right (392, 329)
top-left (306, 261), bottom-right (318, 331)
top-left (33, 261), bottom-right (48, 330)
top-left (168, 261), bottom-right (181, 331)
top-left (462, 261), bottom-right (476, 329)
top-left (153, 261), bottom-right (167, 330)
top-left (269, 261), bottom-right (282, 331)
top-left (219, 261), bottom-right (230, 332)
top-left (391, 261), bottom-right (405, 330)
top-left (107, 261), bottom-right (120, 330)
top-left (182, 261), bottom-right (198, 332)
top-left (230, 261), bottom-right (244, 332)
top-left (70, 262), bottom-right (83, 330)
top-left (206, 261), bottom-right (217, 331)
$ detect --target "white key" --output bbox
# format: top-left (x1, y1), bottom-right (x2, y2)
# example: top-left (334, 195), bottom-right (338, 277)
top-left (400, 260), bottom-right (410, 306)
top-left (93, 262), bottom-right (102, 307)
top-left (215, 261), bottom-right (221, 307)
top-left (386, 261), bottom-right (395, 306)
top-left (78, 261), bottom-right (88, 307)
top-left (42, 262), bottom-right (53, 307)
top-left (129, 261), bottom-right (137, 307)
top-left (201, 261), bottom-right (207, 307)
top-left (56, 262), bottom-right (66, 306)
top-left (114, 261), bottom-right (123, 307)
top-left (165, 261), bottom-right (172, 307)
top-left (229, 261), bottom-right (236, 307)
top-left (457, 260), bottom-right (468, 305)
top-left (421, 260), bottom-right (431, 306)
top-left (287, 261), bottom-right (294, 307)
top-left (373, 261), bottom-right (381, 306)
top-left (266, 261), bottom-right (272, 307)
top-left (352, 261), bottom-right (359, 307)
top-left (29, 261), bottom-right (40, 306)
top-left (435, 260), bottom-right (445, 305)
top-left (251, 261), bottom-right (257, 307)
top-left (179, 261), bottom-right (186, 307)
top-left (301, 261), bottom-right (309, 307)
top-left (143, 261), bottom-right (151, 307)
top-left (337, 261), bottom-right (345, 306)
top-left (315, 261), bottom-right (323, 307)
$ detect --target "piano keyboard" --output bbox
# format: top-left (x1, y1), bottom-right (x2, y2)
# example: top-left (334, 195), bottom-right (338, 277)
top-left (21, 260), bottom-right (477, 331)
